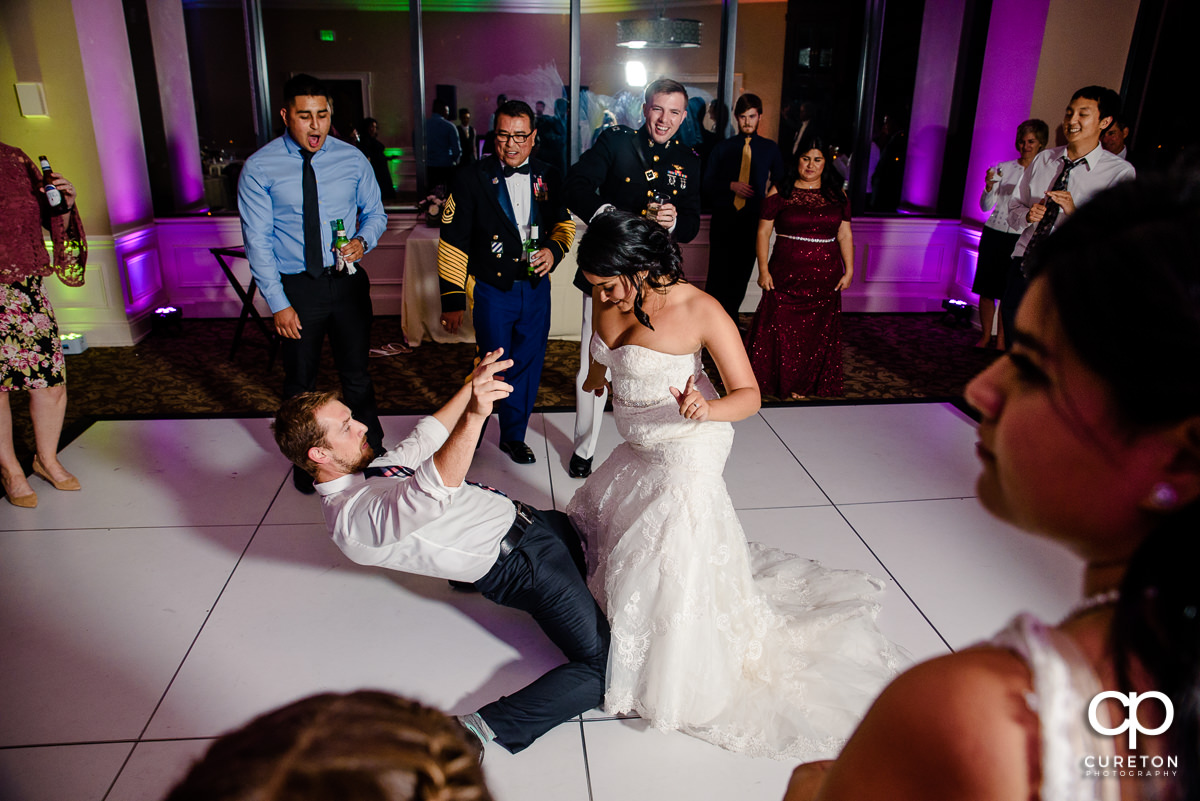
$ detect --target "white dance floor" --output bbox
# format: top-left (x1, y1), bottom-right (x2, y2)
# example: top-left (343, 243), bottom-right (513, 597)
top-left (0, 404), bottom-right (1085, 801)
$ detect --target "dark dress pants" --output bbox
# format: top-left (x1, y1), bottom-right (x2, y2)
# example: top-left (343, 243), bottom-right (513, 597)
top-left (472, 278), bottom-right (551, 443)
top-left (279, 269), bottom-right (384, 452)
top-left (472, 508), bottom-right (609, 753)
top-left (999, 256), bottom-right (1028, 350)
top-left (705, 207), bottom-right (761, 321)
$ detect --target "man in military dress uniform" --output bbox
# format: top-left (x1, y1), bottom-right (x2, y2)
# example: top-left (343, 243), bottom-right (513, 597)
top-left (438, 100), bottom-right (576, 464)
top-left (563, 78), bottom-right (701, 478)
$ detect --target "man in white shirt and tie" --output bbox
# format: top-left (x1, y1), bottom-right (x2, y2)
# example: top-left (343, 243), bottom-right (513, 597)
top-left (271, 349), bottom-right (608, 755)
top-left (1000, 86), bottom-right (1135, 339)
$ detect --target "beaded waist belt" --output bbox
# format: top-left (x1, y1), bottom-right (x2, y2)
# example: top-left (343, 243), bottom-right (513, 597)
top-left (777, 233), bottom-right (836, 243)
top-left (612, 394), bottom-right (669, 409)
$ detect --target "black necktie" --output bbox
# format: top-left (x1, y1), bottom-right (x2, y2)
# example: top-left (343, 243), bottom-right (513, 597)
top-left (1023, 156), bottom-right (1079, 266)
top-left (302, 149), bottom-right (324, 277)
top-left (503, 163), bottom-right (531, 178)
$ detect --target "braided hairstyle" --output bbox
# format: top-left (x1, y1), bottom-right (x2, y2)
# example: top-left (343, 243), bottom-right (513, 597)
top-left (163, 691), bottom-right (492, 801)
top-left (1029, 167), bottom-right (1200, 801)
top-left (577, 209), bottom-right (685, 330)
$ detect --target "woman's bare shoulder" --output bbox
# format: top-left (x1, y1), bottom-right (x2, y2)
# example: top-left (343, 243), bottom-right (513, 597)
top-left (813, 648), bottom-right (1039, 801)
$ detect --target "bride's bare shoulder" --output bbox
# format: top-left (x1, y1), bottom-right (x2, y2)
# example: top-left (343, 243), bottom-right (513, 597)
top-left (669, 282), bottom-right (722, 314)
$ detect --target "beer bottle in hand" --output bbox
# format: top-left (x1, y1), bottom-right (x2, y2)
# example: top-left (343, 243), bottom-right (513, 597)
top-left (38, 156), bottom-right (70, 215)
top-left (330, 219), bottom-right (357, 274)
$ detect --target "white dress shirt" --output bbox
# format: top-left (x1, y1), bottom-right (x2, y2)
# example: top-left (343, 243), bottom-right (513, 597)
top-left (505, 160), bottom-right (532, 242)
top-left (979, 158), bottom-right (1026, 234)
top-left (1007, 144), bottom-right (1135, 258)
top-left (315, 416), bottom-right (517, 582)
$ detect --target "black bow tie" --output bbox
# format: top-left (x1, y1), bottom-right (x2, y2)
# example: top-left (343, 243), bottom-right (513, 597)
top-left (503, 163), bottom-right (531, 177)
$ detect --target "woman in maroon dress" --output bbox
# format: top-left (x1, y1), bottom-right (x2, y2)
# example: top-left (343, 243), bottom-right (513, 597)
top-left (746, 139), bottom-right (853, 399)
top-left (0, 143), bottom-right (87, 508)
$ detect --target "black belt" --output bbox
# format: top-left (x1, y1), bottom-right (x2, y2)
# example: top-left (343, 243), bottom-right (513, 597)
top-left (497, 500), bottom-right (536, 560)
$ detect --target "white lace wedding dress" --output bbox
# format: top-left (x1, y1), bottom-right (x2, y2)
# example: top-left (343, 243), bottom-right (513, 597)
top-left (566, 336), bottom-right (905, 760)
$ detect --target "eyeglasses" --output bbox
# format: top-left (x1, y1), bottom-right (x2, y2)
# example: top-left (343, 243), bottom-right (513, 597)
top-left (495, 132), bottom-right (532, 144)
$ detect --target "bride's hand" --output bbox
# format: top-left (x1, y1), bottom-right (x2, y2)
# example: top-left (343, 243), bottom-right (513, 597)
top-left (583, 376), bottom-right (611, 396)
top-left (670, 376), bottom-right (709, 422)
top-left (582, 359), bottom-right (611, 396)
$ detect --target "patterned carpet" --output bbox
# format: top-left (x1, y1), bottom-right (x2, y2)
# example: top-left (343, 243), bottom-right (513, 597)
top-left (6, 312), bottom-right (999, 459)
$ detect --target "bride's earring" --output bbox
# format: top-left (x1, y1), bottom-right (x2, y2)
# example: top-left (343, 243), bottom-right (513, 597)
top-left (1148, 482), bottom-right (1178, 510)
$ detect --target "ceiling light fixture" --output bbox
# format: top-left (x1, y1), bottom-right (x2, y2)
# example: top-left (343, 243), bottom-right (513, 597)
top-left (616, 15), bottom-right (701, 49)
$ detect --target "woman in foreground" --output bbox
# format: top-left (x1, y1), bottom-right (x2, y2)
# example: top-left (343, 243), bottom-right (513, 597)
top-left (785, 172), bottom-right (1198, 800)
top-left (566, 211), bottom-right (902, 760)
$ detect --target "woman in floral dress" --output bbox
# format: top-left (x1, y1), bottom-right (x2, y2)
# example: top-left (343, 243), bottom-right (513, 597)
top-left (0, 142), bottom-right (87, 508)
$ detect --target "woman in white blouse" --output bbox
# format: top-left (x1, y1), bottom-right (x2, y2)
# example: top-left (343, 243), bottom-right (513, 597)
top-left (973, 119), bottom-right (1048, 349)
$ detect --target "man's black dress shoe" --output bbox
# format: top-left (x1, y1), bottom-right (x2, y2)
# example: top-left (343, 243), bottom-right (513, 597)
top-left (499, 440), bottom-right (536, 464)
top-left (568, 454), bottom-right (593, 478)
top-left (292, 464), bottom-right (316, 495)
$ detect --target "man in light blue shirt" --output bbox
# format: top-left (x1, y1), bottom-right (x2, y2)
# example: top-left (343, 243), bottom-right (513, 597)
top-left (238, 73), bottom-right (388, 493)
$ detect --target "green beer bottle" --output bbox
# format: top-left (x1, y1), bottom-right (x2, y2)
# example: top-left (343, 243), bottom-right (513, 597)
top-left (525, 224), bottom-right (540, 276)
top-left (331, 219), bottom-right (350, 271)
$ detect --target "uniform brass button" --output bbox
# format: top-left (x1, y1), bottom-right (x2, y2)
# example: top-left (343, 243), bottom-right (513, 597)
top-left (673, 189), bottom-right (678, 195)
top-left (653, 155), bottom-right (660, 162)
top-left (625, 177), bottom-right (631, 182)
top-left (647, 190), bottom-right (653, 197)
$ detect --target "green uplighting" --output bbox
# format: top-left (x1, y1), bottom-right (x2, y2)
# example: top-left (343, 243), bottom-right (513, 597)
top-left (318, 29), bottom-right (336, 41)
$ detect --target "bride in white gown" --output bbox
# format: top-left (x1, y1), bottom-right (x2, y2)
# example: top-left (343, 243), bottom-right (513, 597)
top-left (565, 211), bottom-right (904, 760)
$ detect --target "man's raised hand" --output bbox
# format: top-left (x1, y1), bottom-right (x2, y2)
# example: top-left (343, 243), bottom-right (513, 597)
top-left (469, 348), bottom-right (515, 417)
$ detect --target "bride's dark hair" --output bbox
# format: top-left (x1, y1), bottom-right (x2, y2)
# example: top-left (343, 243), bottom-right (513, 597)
top-left (577, 210), bottom-right (685, 330)
top-left (1029, 166), bottom-right (1200, 801)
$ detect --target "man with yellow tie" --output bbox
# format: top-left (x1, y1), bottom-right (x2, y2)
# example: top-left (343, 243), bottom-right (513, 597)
top-left (702, 93), bottom-right (786, 322)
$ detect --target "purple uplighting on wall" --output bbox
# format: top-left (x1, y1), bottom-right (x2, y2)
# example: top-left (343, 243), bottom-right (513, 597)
top-left (959, 0), bottom-right (1052, 224)
top-left (171, 137), bottom-right (205, 209)
top-left (115, 227), bottom-right (165, 315)
top-left (149, 0), bottom-right (205, 209)
top-left (901, 0), bottom-right (968, 213)
top-left (72, 0), bottom-right (155, 229)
